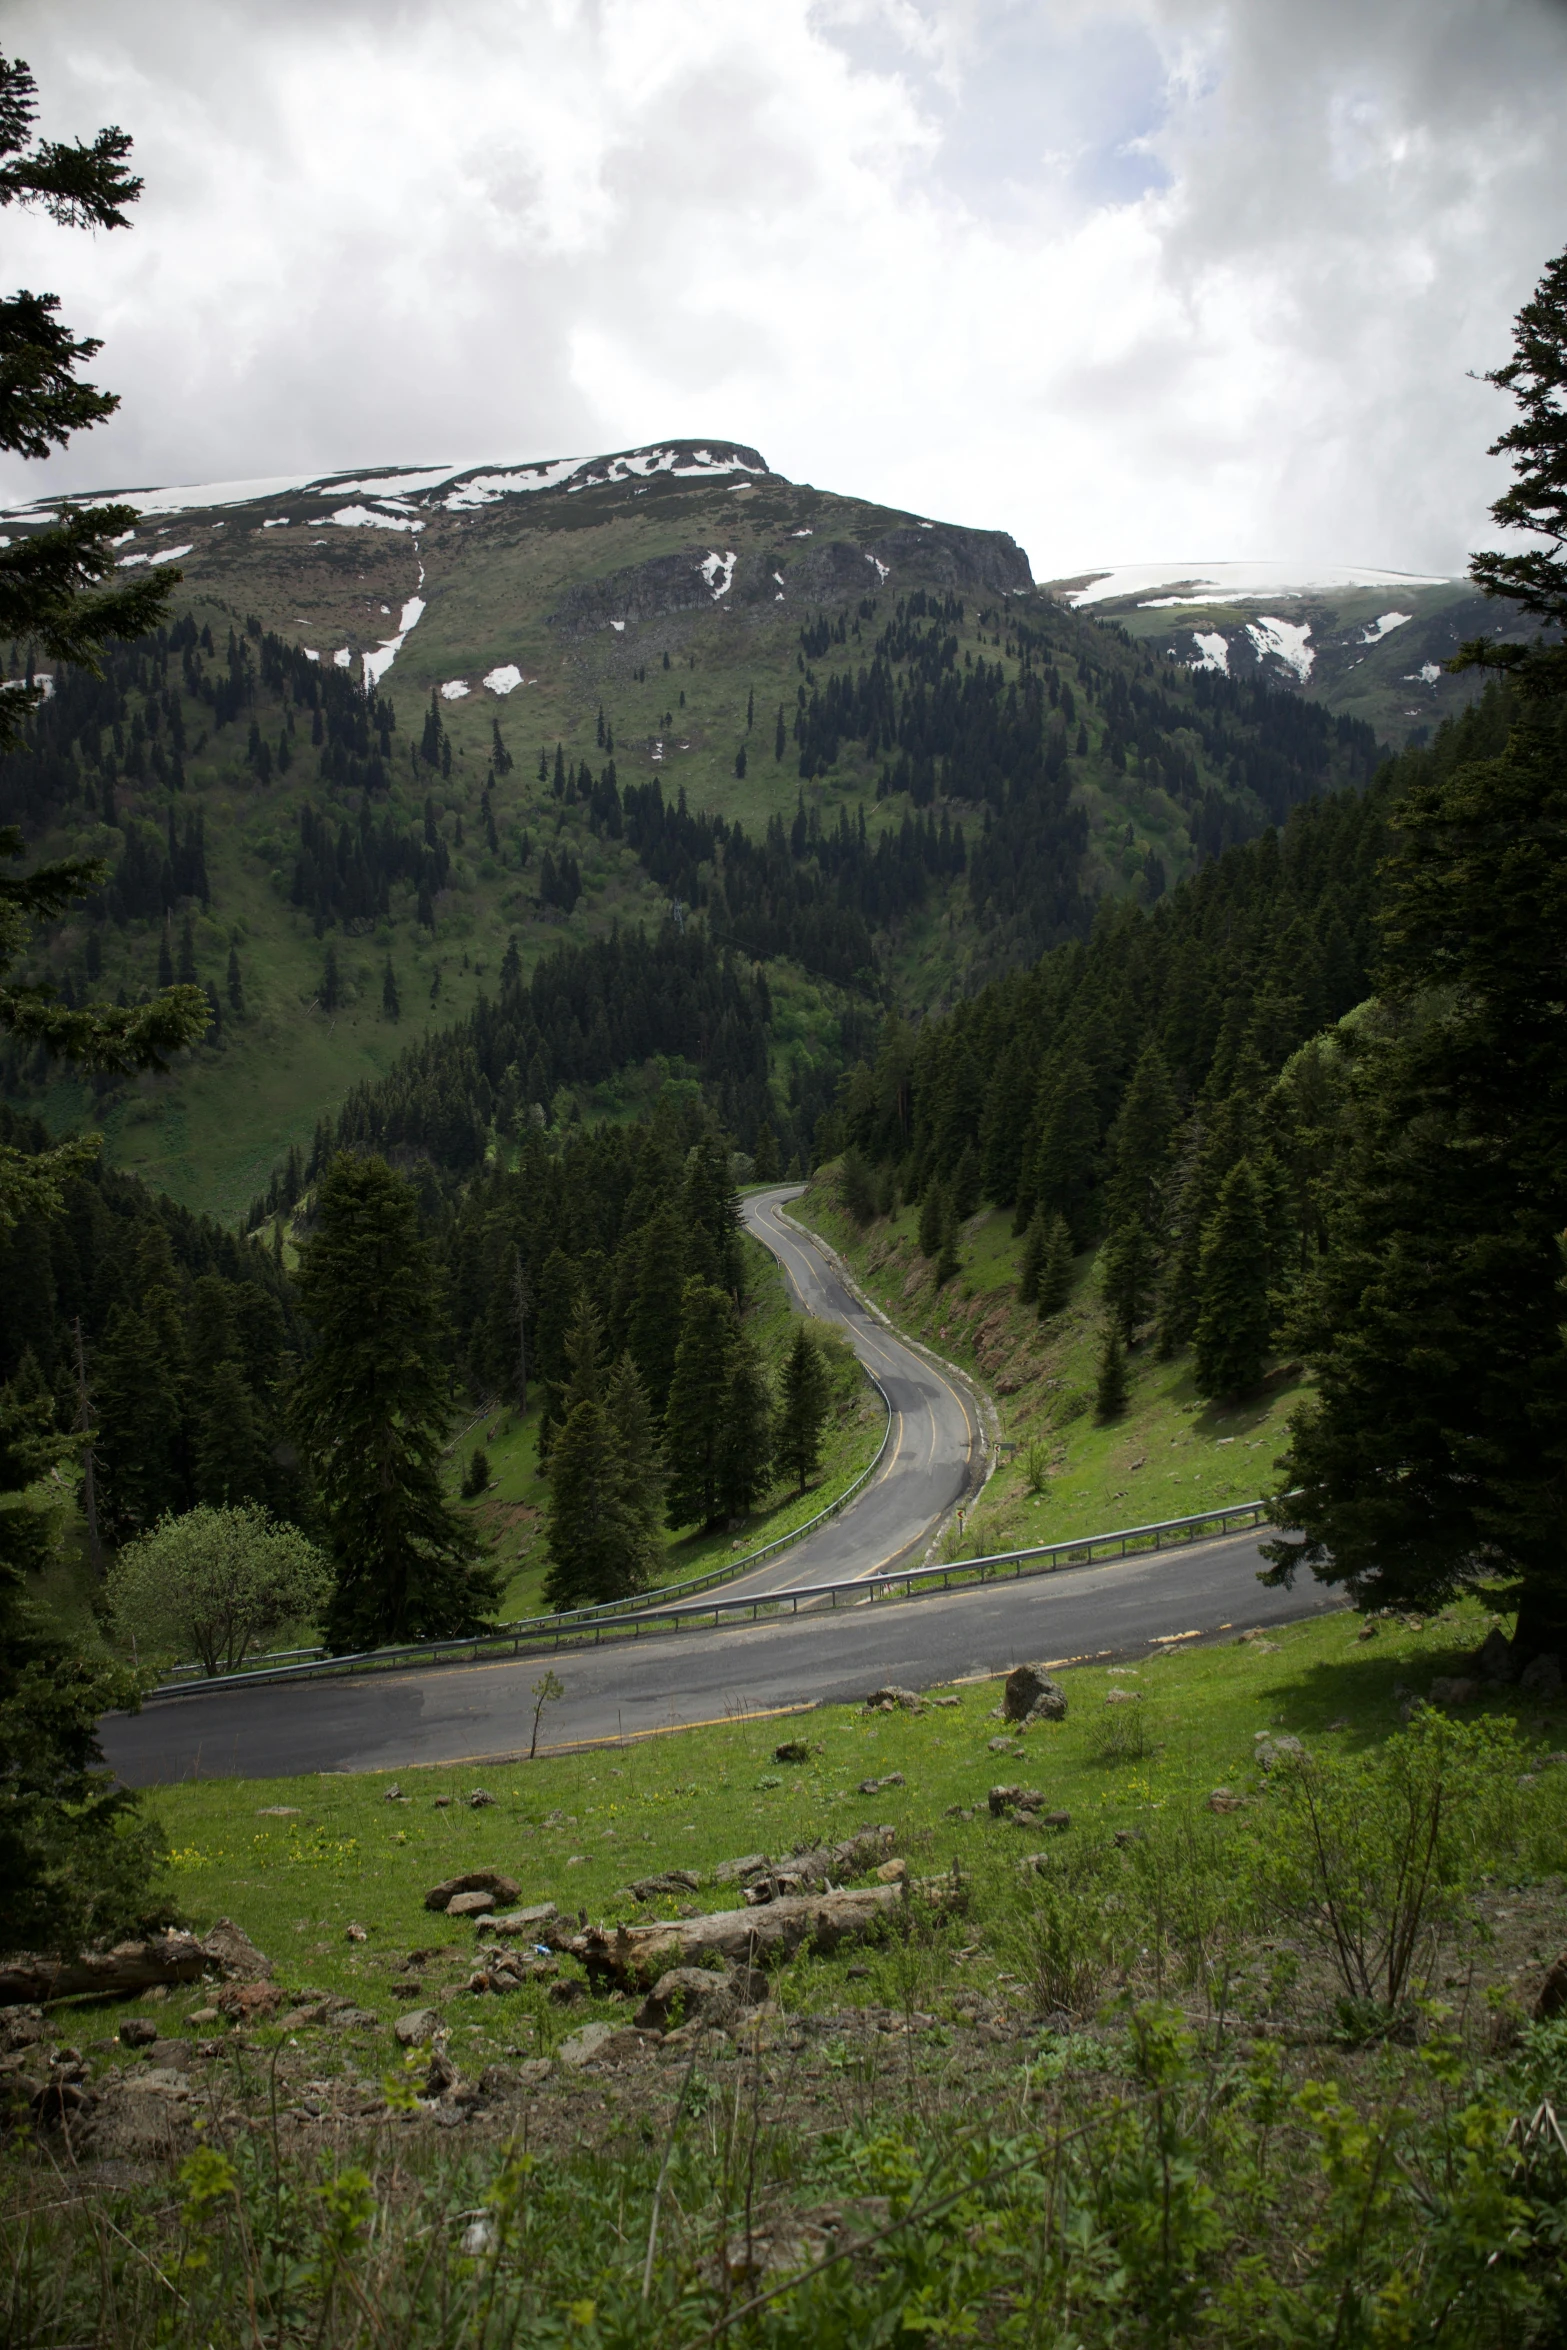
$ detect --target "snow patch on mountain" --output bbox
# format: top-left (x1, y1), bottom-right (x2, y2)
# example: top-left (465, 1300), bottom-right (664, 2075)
top-left (1362, 611), bottom-right (1412, 643)
top-left (1247, 616), bottom-right (1314, 681)
top-left (1058, 560), bottom-right (1451, 607)
top-left (362, 578), bottom-right (427, 687)
top-left (700, 549), bottom-right (737, 599)
top-left (483, 665), bottom-right (526, 694)
top-left (1189, 631), bottom-right (1230, 674)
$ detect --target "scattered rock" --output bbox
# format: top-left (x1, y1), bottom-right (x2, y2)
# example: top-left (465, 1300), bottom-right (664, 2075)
top-left (624, 1872), bottom-right (702, 1904)
top-left (344, 1924), bottom-right (368, 1943)
top-left (118, 2019), bottom-right (159, 2049)
top-left (633, 1967), bottom-right (739, 2032)
top-left (1476, 1627), bottom-right (1516, 1684)
top-left (424, 1872), bottom-right (521, 1915)
top-left (875, 1858), bottom-right (909, 1883)
top-left (213, 1982), bottom-right (282, 2023)
top-left (1253, 1734), bottom-right (1306, 1771)
top-left (1206, 1789), bottom-right (1246, 1813)
top-left (1535, 1953), bottom-right (1567, 2022)
top-left (201, 1920), bottom-right (273, 1983)
top-left (773, 1741), bottom-right (813, 1764)
top-left (548, 1978), bottom-right (587, 2007)
top-left (1356, 1623), bottom-right (1378, 1641)
top-left (1105, 1689), bottom-right (1140, 1706)
top-left (556, 2021), bottom-right (617, 2068)
top-left (393, 2008), bottom-right (441, 2048)
top-left (258, 1805), bottom-right (301, 1816)
top-left (469, 1789), bottom-right (498, 1808)
top-left (1521, 1654), bottom-right (1563, 1697)
top-left (864, 1685), bottom-right (924, 1714)
top-left (1113, 1828), bottom-right (1146, 1848)
top-left (381, 1787), bottom-right (408, 1803)
top-left (1003, 1665), bottom-right (1068, 1725)
top-left (434, 1797), bottom-right (452, 1809)
top-left (856, 1773), bottom-right (905, 1795)
top-left (0, 2007), bottom-right (47, 2054)
top-left (475, 1903), bottom-right (561, 1938)
top-left (931, 1695), bottom-right (961, 1708)
top-left (944, 1804), bottom-right (977, 1820)
top-left (446, 1891), bottom-right (497, 1918)
top-left (188, 2007), bottom-right (219, 2026)
top-left (423, 2047), bottom-right (459, 2099)
top-left (1429, 1677), bottom-right (1479, 1708)
top-left (987, 1736), bottom-right (1018, 1754)
top-left (988, 1785), bottom-right (1045, 1819)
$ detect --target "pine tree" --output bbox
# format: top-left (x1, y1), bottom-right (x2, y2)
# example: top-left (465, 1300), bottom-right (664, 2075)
top-left (381, 956), bottom-right (400, 1020)
top-left (664, 1276), bottom-right (734, 1528)
top-left (1266, 697), bottom-right (1567, 1657)
top-left (321, 942), bottom-right (340, 1012)
top-left (192, 1356), bottom-right (270, 1509)
top-left (1462, 243), bottom-right (1567, 693)
top-left (775, 704), bottom-right (786, 761)
top-left (176, 913), bottom-right (196, 983)
top-left (292, 1153), bottom-right (498, 1649)
top-left (776, 1322), bottom-right (830, 1492)
top-left (752, 1122), bottom-right (780, 1182)
top-left (1095, 1322), bottom-right (1128, 1422)
top-left (626, 1206), bottom-right (686, 1415)
top-left (226, 943), bottom-right (243, 1014)
top-left (156, 924), bottom-right (173, 989)
top-left (1101, 1216), bottom-right (1156, 1346)
top-left (952, 1142), bottom-right (981, 1220)
top-left (934, 1206), bottom-right (961, 1288)
top-left (734, 743), bottom-right (747, 779)
top-left (1036, 1215), bottom-right (1074, 1318)
top-left (605, 1351), bottom-right (663, 1589)
top-left (1192, 1158), bottom-right (1271, 1399)
top-left (1018, 1208), bottom-right (1047, 1306)
top-left (542, 1396), bottom-right (619, 1609)
top-left (717, 1328), bottom-right (772, 1517)
top-left (1028, 1053), bottom-right (1100, 1245)
top-left (746, 686), bottom-right (754, 731)
top-left (1104, 1043), bottom-right (1178, 1230)
top-left (917, 1179), bottom-right (946, 1261)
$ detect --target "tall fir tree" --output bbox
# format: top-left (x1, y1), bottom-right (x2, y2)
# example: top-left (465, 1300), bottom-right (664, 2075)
top-left (1266, 696), bottom-right (1567, 1658)
top-left (776, 1322), bottom-right (830, 1492)
top-left (1095, 1323), bottom-right (1128, 1422)
top-left (1035, 1214), bottom-right (1074, 1318)
top-left (717, 1327), bottom-right (773, 1517)
top-left (1101, 1216), bottom-right (1156, 1347)
top-left (1192, 1158), bottom-right (1271, 1399)
top-left (292, 1154), bottom-right (498, 1649)
top-left (663, 1276), bottom-right (735, 1529)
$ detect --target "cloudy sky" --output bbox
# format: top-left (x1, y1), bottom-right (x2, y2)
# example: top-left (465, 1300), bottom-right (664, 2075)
top-left (3, 0), bottom-right (1564, 580)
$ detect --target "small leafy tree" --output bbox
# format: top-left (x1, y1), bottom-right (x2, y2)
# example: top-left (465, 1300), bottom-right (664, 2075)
top-left (108, 1504), bottom-right (331, 1676)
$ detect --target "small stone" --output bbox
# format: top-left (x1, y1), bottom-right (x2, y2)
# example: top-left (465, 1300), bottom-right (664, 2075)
top-left (1356, 1623), bottom-right (1379, 1641)
top-left (344, 1924), bottom-right (369, 1943)
top-left (1003, 1665), bottom-right (1067, 1725)
top-left (469, 1789), bottom-right (498, 1808)
top-left (434, 1796), bottom-right (451, 1808)
top-left (1521, 1654), bottom-right (1563, 1697)
top-left (565, 1856), bottom-right (589, 1868)
top-left (1105, 1689), bottom-right (1140, 1705)
top-left (187, 2007), bottom-right (220, 2026)
top-left (424, 1871), bottom-right (521, 1914)
top-left (119, 2019), bottom-right (159, 2049)
top-left (1206, 1789), bottom-right (1246, 1813)
top-left (556, 2021), bottom-right (616, 2068)
top-left (446, 1891), bottom-right (496, 1918)
top-left (393, 2008), bottom-right (440, 2048)
top-left (548, 1978), bottom-right (586, 2007)
top-left (773, 1740), bottom-right (812, 1764)
top-left (864, 1685), bottom-right (924, 1713)
top-left (1113, 1828), bottom-right (1145, 1848)
top-left (987, 1736), bottom-right (1017, 1754)
top-left (931, 1695), bottom-right (961, 1708)
top-left (1476, 1627), bottom-right (1516, 1684)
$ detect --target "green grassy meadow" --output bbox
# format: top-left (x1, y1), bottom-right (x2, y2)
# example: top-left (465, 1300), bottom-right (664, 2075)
top-left (79, 1593), bottom-right (1551, 2063)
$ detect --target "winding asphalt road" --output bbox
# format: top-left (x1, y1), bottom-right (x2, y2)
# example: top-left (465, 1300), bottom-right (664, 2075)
top-left (100, 1191), bottom-right (1328, 1789)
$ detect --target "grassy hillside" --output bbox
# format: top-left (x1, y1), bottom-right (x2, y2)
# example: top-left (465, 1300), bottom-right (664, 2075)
top-left (4, 443), bottom-right (1380, 1223)
top-left (792, 1165), bottom-right (1308, 1554)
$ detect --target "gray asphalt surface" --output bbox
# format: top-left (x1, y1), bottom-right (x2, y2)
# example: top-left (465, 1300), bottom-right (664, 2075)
top-left (99, 1187), bottom-right (1330, 1790)
top-left (101, 1531), bottom-right (1335, 1787)
top-left (722, 1187), bottom-right (983, 1595)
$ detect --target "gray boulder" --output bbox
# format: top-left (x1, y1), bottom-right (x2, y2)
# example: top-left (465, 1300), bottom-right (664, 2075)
top-left (1003, 1665), bottom-right (1068, 1724)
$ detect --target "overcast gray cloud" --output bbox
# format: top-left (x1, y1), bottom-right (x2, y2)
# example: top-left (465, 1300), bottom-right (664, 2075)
top-left (2, 0), bottom-right (1563, 578)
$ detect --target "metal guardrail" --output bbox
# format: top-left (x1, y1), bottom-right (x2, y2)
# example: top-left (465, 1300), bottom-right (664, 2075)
top-left (155, 1371), bottom-right (897, 1687)
top-left (142, 1497), bottom-right (1275, 1704)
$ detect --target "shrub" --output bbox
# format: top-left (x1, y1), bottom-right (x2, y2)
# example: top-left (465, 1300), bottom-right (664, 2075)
top-left (108, 1504), bottom-right (332, 1677)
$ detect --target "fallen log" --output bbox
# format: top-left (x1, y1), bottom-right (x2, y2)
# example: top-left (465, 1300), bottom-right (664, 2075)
top-left (0, 1920), bottom-right (270, 2008)
top-left (557, 1878), bottom-right (959, 1991)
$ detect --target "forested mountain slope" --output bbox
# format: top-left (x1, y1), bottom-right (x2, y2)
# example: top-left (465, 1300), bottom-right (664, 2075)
top-left (1, 441), bottom-right (1383, 1217)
